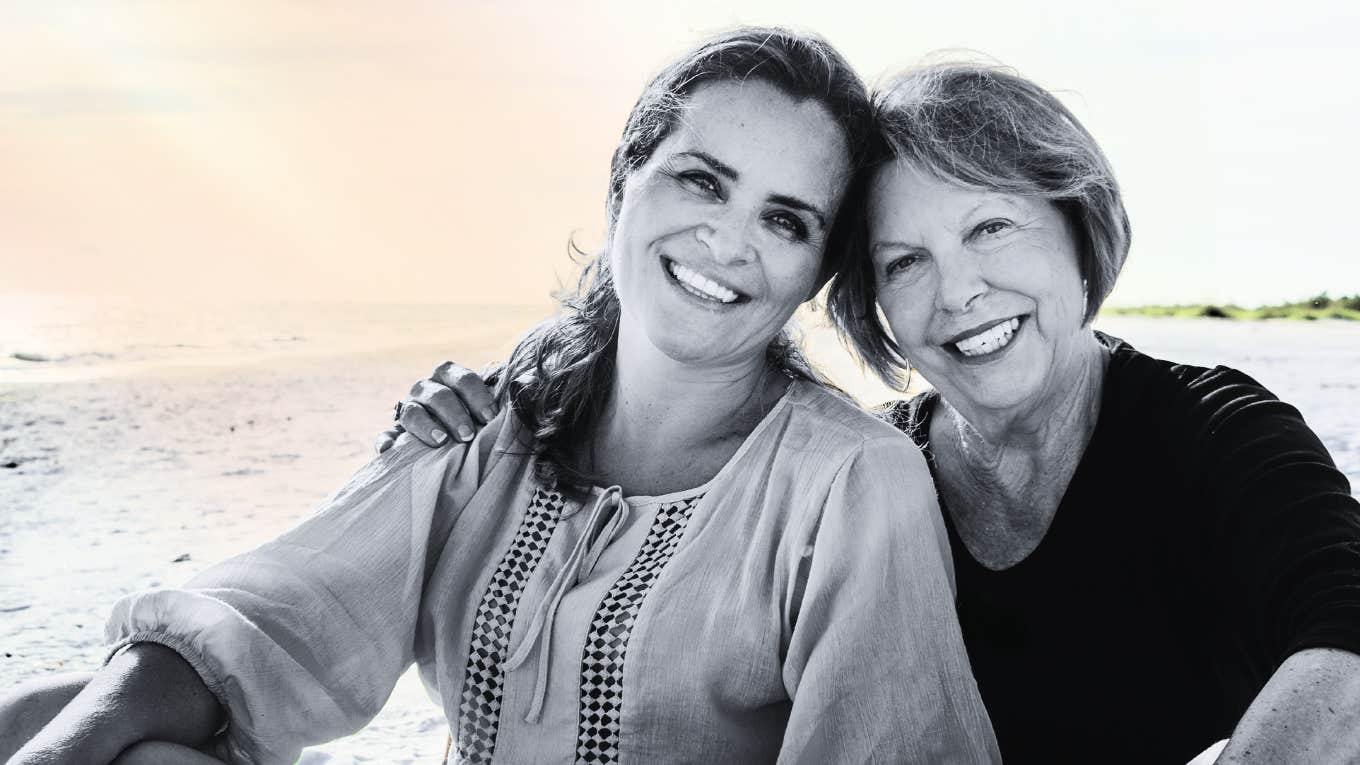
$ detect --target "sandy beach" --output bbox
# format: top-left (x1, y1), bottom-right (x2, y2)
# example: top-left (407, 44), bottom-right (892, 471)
top-left (3, 305), bottom-right (1357, 762)
top-left (0, 349), bottom-right (512, 761)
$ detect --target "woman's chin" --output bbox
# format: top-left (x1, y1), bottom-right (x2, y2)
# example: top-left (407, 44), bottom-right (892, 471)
top-left (631, 306), bottom-right (780, 369)
top-left (640, 330), bottom-right (741, 368)
top-left (926, 362), bottom-right (1048, 421)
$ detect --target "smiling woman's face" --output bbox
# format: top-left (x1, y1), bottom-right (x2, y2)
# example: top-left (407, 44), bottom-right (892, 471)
top-left (869, 159), bottom-right (1089, 418)
top-left (608, 79), bottom-right (850, 369)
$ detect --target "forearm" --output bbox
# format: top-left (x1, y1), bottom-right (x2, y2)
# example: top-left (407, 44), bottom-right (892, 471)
top-left (9, 643), bottom-right (221, 765)
top-left (1217, 647), bottom-right (1360, 764)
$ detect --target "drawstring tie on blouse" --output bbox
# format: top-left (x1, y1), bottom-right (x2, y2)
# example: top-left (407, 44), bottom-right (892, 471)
top-left (505, 485), bottom-right (628, 723)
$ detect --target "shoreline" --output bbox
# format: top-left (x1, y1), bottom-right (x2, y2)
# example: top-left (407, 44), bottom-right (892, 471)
top-left (1104, 302), bottom-right (1360, 322)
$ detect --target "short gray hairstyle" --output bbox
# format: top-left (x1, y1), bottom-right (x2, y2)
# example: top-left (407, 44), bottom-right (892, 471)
top-left (827, 63), bottom-right (1132, 388)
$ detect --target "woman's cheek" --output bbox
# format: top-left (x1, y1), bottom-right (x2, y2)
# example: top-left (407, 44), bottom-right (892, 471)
top-left (879, 274), bottom-right (922, 316)
top-left (773, 243), bottom-right (824, 296)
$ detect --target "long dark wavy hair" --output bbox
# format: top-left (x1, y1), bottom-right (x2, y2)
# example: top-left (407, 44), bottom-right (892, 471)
top-left (485, 27), bottom-right (875, 492)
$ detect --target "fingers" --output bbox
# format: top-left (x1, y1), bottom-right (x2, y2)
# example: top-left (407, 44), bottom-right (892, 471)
top-left (409, 380), bottom-right (482, 443)
top-left (430, 362), bottom-right (498, 424)
top-left (383, 360), bottom-right (497, 454)
top-left (374, 426), bottom-right (403, 454)
top-left (398, 401), bottom-right (452, 447)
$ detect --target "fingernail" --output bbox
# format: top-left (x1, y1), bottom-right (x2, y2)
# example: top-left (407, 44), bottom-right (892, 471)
top-left (481, 408), bottom-right (496, 421)
top-left (457, 425), bottom-right (474, 441)
top-left (431, 429), bottom-right (448, 444)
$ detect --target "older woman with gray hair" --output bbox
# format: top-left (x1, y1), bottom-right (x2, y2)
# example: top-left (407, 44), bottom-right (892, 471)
top-left (385, 63), bottom-right (1360, 764)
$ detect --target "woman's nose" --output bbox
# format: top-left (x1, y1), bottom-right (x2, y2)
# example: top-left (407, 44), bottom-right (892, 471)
top-left (934, 251), bottom-right (987, 313)
top-left (694, 218), bottom-right (754, 266)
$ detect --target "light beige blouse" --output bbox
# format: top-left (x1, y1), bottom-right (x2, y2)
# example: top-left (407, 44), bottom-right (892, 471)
top-left (107, 380), bottom-right (999, 764)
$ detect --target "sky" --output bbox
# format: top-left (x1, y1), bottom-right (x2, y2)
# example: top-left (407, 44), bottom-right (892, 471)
top-left (2, 0), bottom-right (1357, 308)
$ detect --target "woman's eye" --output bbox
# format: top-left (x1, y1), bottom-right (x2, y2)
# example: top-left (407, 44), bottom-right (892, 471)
top-left (972, 219), bottom-right (1012, 239)
top-left (766, 211), bottom-right (808, 240)
top-left (884, 254), bottom-right (919, 275)
top-left (678, 171), bottom-right (721, 198)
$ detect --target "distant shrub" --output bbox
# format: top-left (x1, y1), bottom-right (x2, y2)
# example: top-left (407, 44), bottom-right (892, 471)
top-left (1116, 296), bottom-right (1358, 321)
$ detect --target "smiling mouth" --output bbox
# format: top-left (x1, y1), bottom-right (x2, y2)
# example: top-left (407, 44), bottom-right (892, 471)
top-left (663, 257), bottom-right (747, 304)
top-left (945, 316), bottom-right (1025, 358)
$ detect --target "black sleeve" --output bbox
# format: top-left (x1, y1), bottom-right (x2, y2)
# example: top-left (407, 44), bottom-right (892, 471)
top-left (1170, 365), bottom-right (1360, 669)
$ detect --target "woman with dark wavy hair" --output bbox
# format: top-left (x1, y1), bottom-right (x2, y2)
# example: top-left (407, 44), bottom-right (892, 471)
top-left (0, 29), bottom-right (999, 765)
top-left (383, 62), bottom-right (1360, 765)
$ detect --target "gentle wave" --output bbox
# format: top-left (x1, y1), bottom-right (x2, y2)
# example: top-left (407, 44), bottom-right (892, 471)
top-left (0, 296), bottom-right (549, 382)
top-left (9, 350), bottom-right (117, 364)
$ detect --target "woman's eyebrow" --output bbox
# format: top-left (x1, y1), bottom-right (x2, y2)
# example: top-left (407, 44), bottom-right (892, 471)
top-left (959, 195), bottom-right (1021, 226)
top-left (672, 149), bottom-right (827, 228)
top-left (871, 240), bottom-right (920, 255)
top-left (768, 194), bottom-right (827, 229)
top-left (672, 150), bottom-right (739, 180)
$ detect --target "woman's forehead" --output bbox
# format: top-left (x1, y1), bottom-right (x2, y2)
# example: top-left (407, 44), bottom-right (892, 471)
top-left (663, 81), bottom-right (851, 199)
top-left (870, 161), bottom-right (1032, 227)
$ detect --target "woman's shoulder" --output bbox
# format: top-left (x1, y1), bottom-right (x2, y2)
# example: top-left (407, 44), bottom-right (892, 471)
top-left (359, 403), bottom-right (539, 507)
top-left (758, 382), bottom-right (933, 494)
top-left (1095, 333), bottom-right (1338, 485)
top-left (771, 383), bottom-right (942, 525)
top-left (1099, 333), bottom-right (1286, 432)
top-left (781, 380), bottom-right (922, 453)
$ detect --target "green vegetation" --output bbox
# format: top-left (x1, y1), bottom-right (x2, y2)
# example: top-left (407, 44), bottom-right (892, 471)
top-left (1106, 293), bottom-right (1360, 321)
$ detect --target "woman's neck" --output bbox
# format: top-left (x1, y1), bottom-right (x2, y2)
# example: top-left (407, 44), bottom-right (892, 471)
top-left (930, 330), bottom-right (1108, 568)
top-left (584, 325), bottom-right (785, 494)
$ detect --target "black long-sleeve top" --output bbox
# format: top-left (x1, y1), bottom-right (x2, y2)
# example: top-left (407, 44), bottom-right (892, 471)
top-left (883, 333), bottom-right (1360, 764)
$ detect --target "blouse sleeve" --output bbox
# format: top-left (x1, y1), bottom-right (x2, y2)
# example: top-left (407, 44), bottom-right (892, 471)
top-left (777, 436), bottom-right (1000, 765)
top-left (104, 426), bottom-right (501, 765)
top-left (1179, 367), bottom-right (1360, 667)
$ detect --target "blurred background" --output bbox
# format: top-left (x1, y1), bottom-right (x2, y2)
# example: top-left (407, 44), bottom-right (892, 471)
top-left (4, 0), bottom-right (1359, 309)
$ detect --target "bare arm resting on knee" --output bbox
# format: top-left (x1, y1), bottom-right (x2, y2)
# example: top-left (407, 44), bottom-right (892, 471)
top-left (7, 643), bottom-right (220, 765)
top-left (1215, 647), bottom-right (1360, 764)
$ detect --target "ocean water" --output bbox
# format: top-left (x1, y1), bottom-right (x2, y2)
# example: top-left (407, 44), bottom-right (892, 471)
top-left (0, 295), bottom-right (549, 383)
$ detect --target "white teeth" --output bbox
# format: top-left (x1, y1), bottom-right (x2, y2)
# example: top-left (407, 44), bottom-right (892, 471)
top-left (954, 317), bottom-right (1020, 357)
top-left (667, 260), bottom-right (739, 304)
